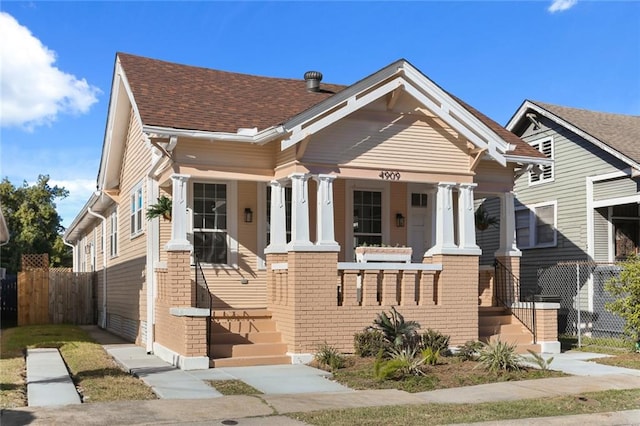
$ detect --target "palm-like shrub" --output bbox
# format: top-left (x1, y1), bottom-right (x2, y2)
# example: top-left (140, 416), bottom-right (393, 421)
top-left (146, 195), bottom-right (172, 221)
top-left (457, 340), bottom-right (483, 361)
top-left (419, 329), bottom-right (450, 356)
top-left (374, 346), bottom-right (426, 380)
top-left (354, 329), bottom-right (388, 357)
top-left (477, 340), bottom-right (522, 373)
top-left (314, 342), bottom-right (345, 371)
top-left (371, 307), bottom-right (420, 350)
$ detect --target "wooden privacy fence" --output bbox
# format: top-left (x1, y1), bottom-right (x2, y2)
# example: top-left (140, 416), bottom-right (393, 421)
top-left (18, 254), bottom-right (96, 325)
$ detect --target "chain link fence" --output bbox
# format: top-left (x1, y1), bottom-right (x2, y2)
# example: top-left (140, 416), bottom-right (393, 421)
top-left (533, 261), bottom-right (630, 350)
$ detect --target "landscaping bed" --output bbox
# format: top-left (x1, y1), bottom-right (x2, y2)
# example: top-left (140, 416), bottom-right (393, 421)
top-left (325, 355), bottom-right (564, 393)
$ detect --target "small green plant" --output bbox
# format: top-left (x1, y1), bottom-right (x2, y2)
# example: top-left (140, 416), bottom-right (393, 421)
top-left (419, 329), bottom-right (450, 356)
top-left (374, 347), bottom-right (426, 380)
top-left (526, 350), bottom-right (554, 371)
top-left (146, 195), bottom-right (172, 221)
top-left (354, 329), bottom-right (388, 357)
top-left (477, 340), bottom-right (522, 373)
top-left (457, 340), bottom-right (483, 361)
top-left (605, 254), bottom-right (640, 345)
top-left (421, 347), bottom-right (440, 366)
top-left (371, 307), bottom-right (420, 351)
top-left (474, 205), bottom-right (498, 231)
top-left (314, 342), bottom-right (345, 371)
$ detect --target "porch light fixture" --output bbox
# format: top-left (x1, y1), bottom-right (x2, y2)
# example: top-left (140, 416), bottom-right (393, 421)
top-left (395, 213), bottom-right (405, 228)
top-left (244, 208), bottom-right (253, 223)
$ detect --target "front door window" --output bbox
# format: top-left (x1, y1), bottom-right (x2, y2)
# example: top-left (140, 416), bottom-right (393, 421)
top-left (353, 190), bottom-right (382, 249)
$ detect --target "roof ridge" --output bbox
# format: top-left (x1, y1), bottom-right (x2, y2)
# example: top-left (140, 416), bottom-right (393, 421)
top-left (529, 100), bottom-right (640, 119)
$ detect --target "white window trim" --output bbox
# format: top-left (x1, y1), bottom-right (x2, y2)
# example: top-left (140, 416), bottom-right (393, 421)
top-left (109, 209), bottom-right (119, 259)
top-left (345, 180), bottom-right (390, 260)
top-left (130, 182), bottom-right (144, 238)
top-left (189, 180), bottom-right (238, 269)
top-left (516, 200), bottom-right (558, 249)
top-left (528, 136), bottom-right (554, 186)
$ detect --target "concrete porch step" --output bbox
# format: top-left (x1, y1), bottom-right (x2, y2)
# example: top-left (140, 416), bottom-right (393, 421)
top-left (210, 354), bottom-right (292, 368)
top-left (479, 323), bottom-right (527, 336)
top-left (211, 331), bottom-right (283, 344)
top-left (480, 332), bottom-right (533, 345)
top-left (210, 342), bottom-right (288, 358)
top-left (479, 314), bottom-right (513, 327)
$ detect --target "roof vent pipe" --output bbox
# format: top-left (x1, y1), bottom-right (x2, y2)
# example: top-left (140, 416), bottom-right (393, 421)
top-left (304, 71), bottom-right (323, 92)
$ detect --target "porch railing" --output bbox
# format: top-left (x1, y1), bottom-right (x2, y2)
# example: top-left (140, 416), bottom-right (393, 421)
top-left (494, 259), bottom-right (536, 343)
top-left (337, 262), bottom-right (442, 307)
top-left (193, 254), bottom-right (212, 358)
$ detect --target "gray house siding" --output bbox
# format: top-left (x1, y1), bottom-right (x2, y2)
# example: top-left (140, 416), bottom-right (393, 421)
top-left (593, 177), bottom-right (639, 201)
top-left (513, 116), bottom-right (635, 293)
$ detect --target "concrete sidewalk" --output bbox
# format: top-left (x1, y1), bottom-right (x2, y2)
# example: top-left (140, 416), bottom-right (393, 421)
top-left (14, 325), bottom-right (639, 425)
top-left (26, 348), bottom-right (82, 407)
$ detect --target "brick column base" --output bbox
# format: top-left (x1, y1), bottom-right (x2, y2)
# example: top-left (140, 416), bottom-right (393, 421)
top-left (535, 303), bottom-right (561, 354)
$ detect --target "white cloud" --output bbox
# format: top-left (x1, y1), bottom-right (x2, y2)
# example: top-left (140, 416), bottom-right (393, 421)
top-left (548, 0), bottom-right (578, 13)
top-left (0, 12), bottom-right (101, 129)
top-left (48, 179), bottom-right (97, 229)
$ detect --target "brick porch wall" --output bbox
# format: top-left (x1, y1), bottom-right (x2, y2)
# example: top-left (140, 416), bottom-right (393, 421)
top-left (154, 251), bottom-right (207, 358)
top-left (267, 252), bottom-right (479, 354)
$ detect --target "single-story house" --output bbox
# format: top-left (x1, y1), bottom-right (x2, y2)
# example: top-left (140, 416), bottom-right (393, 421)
top-left (64, 53), bottom-right (559, 369)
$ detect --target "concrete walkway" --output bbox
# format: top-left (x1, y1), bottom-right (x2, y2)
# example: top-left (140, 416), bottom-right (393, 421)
top-left (13, 325), bottom-right (640, 425)
top-left (26, 348), bottom-right (82, 407)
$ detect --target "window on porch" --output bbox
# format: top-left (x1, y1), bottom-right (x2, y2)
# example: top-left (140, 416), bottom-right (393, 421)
top-left (353, 190), bottom-right (382, 248)
top-left (515, 201), bottom-right (557, 249)
top-left (193, 183), bottom-right (228, 264)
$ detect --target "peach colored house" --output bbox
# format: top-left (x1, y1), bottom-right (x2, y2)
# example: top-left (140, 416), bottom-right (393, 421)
top-left (64, 53), bottom-right (559, 370)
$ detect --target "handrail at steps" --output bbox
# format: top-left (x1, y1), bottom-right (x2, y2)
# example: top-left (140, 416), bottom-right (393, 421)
top-left (494, 259), bottom-right (536, 343)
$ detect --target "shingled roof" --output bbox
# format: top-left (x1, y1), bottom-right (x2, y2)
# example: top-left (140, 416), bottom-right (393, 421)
top-left (530, 101), bottom-right (640, 164)
top-left (117, 53), bottom-right (346, 133)
top-left (117, 53), bottom-right (542, 159)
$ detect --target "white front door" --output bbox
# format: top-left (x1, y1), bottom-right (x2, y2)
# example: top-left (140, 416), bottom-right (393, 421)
top-left (408, 184), bottom-right (430, 262)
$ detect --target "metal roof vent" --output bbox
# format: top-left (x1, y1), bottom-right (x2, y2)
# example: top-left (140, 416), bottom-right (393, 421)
top-left (304, 71), bottom-right (323, 92)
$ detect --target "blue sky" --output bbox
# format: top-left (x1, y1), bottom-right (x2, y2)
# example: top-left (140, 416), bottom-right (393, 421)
top-left (1, 1), bottom-right (639, 228)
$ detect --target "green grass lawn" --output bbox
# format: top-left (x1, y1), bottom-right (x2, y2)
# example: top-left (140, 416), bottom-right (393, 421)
top-left (289, 389), bottom-right (640, 425)
top-left (0, 324), bottom-right (156, 408)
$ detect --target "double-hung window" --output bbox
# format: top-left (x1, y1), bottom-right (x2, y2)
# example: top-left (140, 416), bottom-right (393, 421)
top-left (109, 210), bottom-right (118, 257)
top-left (529, 137), bottom-right (554, 185)
top-left (130, 184), bottom-right (144, 237)
top-left (516, 201), bottom-right (557, 249)
top-left (193, 183), bottom-right (228, 264)
top-left (353, 190), bottom-right (382, 248)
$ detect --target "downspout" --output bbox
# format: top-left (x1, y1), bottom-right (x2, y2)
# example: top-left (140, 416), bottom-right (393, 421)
top-left (62, 239), bottom-right (75, 271)
top-left (87, 205), bottom-right (108, 329)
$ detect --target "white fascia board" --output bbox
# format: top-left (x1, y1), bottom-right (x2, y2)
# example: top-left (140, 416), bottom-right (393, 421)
top-left (504, 154), bottom-right (554, 166)
top-left (508, 101), bottom-right (640, 171)
top-left (281, 77), bottom-right (405, 150)
top-left (281, 60), bottom-right (508, 166)
top-left (592, 194), bottom-right (640, 209)
top-left (401, 81), bottom-right (506, 166)
top-left (62, 191), bottom-right (113, 241)
top-left (142, 124), bottom-right (286, 144)
top-left (402, 64), bottom-right (511, 156)
top-left (98, 58), bottom-right (140, 191)
top-left (284, 61), bottom-right (404, 132)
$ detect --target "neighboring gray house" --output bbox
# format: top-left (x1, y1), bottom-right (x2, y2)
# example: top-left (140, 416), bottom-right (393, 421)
top-left (507, 101), bottom-right (639, 268)
top-left (499, 101), bottom-right (639, 338)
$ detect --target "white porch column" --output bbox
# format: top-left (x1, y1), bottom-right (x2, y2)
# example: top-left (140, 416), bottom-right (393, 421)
top-left (495, 191), bottom-right (522, 257)
top-left (426, 182), bottom-right (457, 255)
top-left (426, 187), bottom-right (437, 253)
top-left (287, 173), bottom-right (314, 251)
top-left (166, 174), bottom-right (192, 251)
top-left (315, 174), bottom-right (340, 251)
top-left (265, 180), bottom-right (287, 254)
top-left (458, 183), bottom-right (481, 255)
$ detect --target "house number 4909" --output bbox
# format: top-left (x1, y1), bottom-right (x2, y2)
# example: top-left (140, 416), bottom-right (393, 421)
top-left (379, 171), bottom-right (401, 180)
